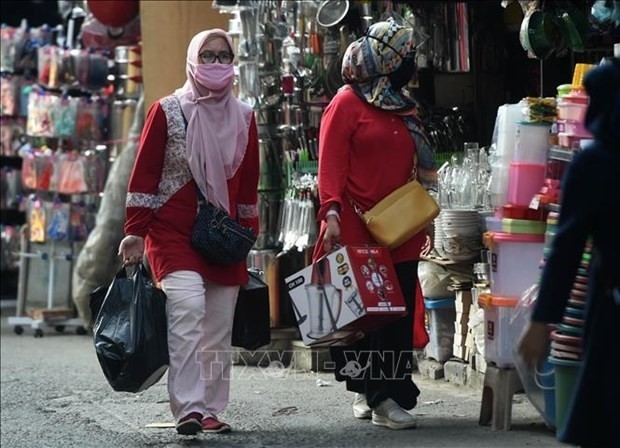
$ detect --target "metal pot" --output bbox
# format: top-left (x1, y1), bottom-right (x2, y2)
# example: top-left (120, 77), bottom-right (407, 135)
top-left (308, 106), bottom-right (323, 128)
top-left (258, 139), bottom-right (282, 190)
top-left (238, 62), bottom-right (259, 104)
top-left (255, 106), bottom-right (281, 127)
top-left (114, 45), bottom-right (141, 64)
top-left (110, 99), bottom-right (137, 157)
top-left (259, 72), bottom-right (282, 107)
top-left (280, 103), bottom-right (303, 128)
top-left (256, 191), bottom-right (282, 250)
top-left (115, 60), bottom-right (142, 79)
top-left (258, 33), bottom-right (282, 69)
top-left (116, 74), bottom-right (143, 99)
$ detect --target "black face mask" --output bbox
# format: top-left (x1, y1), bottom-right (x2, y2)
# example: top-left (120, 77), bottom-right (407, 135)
top-left (365, 32), bottom-right (417, 90)
top-left (388, 55), bottom-right (417, 90)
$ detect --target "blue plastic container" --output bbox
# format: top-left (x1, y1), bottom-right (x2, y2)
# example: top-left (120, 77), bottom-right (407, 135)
top-left (424, 298), bottom-right (456, 362)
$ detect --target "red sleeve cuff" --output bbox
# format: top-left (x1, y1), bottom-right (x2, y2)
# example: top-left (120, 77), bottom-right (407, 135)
top-left (317, 199), bottom-right (343, 222)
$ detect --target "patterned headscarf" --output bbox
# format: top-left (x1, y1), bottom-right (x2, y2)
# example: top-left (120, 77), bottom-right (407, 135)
top-left (341, 19), bottom-right (436, 180)
top-left (341, 19), bottom-right (416, 111)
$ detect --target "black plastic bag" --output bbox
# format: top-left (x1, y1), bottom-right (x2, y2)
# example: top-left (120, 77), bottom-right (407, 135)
top-left (89, 285), bottom-right (107, 323)
top-left (232, 269), bottom-right (271, 350)
top-left (93, 264), bottom-right (169, 393)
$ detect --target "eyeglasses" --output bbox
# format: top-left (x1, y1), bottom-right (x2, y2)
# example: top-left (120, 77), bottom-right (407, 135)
top-left (199, 50), bottom-right (234, 65)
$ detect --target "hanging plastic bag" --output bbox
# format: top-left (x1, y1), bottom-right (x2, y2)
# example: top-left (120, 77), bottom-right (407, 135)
top-left (29, 200), bottom-right (46, 243)
top-left (510, 284), bottom-right (556, 429)
top-left (93, 264), bottom-right (169, 393)
top-left (418, 261), bottom-right (453, 299)
top-left (47, 201), bottom-right (70, 241)
top-left (231, 269), bottom-right (271, 350)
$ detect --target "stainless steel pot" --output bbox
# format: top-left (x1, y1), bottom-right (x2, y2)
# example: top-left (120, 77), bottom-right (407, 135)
top-left (110, 99), bottom-right (137, 157)
top-left (116, 74), bottom-right (143, 99)
top-left (115, 60), bottom-right (142, 79)
top-left (259, 72), bottom-right (282, 106)
top-left (256, 191), bottom-right (282, 250)
top-left (238, 62), bottom-right (259, 104)
top-left (258, 139), bottom-right (282, 190)
top-left (114, 45), bottom-right (141, 64)
top-left (255, 106), bottom-right (281, 126)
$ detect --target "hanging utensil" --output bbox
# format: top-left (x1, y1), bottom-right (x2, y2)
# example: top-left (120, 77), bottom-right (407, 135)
top-left (316, 0), bottom-right (350, 28)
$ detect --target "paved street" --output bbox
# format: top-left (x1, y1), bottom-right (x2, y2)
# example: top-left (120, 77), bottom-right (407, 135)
top-left (0, 316), bottom-right (561, 448)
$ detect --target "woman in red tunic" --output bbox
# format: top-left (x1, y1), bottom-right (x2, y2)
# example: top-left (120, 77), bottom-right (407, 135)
top-left (118, 29), bottom-right (259, 435)
top-left (314, 19), bottom-right (436, 430)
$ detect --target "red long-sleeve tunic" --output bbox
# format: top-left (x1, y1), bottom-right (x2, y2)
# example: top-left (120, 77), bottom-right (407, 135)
top-left (124, 97), bottom-right (260, 285)
top-left (313, 87), bottom-right (425, 263)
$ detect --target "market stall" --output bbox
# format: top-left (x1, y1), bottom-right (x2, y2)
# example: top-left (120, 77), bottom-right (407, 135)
top-left (1, 0), bottom-right (142, 335)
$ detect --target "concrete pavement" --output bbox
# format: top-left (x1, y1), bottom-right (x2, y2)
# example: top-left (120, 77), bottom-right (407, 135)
top-left (0, 316), bottom-right (562, 448)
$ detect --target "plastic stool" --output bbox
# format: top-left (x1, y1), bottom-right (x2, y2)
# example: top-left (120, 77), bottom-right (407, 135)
top-left (478, 363), bottom-right (523, 430)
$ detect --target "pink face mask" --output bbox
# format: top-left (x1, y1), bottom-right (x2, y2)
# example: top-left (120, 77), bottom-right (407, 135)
top-left (194, 63), bottom-right (234, 92)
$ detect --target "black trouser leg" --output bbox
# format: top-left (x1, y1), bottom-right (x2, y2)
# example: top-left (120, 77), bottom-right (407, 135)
top-left (329, 260), bottom-right (420, 410)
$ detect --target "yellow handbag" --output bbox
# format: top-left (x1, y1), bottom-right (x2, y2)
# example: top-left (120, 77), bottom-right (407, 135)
top-left (351, 157), bottom-right (440, 249)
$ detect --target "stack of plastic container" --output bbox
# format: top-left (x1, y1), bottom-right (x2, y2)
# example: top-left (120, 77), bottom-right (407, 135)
top-left (481, 101), bottom-right (550, 367)
top-left (533, 63), bottom-right (596, 435)
top-left (556, 64), bottom-right (595, 151)
top-left (489, 102), bottom-right (525, 208)
top-left (538, 208), bottom-right (591, 433)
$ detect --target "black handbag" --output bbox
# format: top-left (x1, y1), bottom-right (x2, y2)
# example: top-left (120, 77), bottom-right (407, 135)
top-left (191, 191), bottom-right (257, 265)
top-left (232, 269), bottom-right (271, 350)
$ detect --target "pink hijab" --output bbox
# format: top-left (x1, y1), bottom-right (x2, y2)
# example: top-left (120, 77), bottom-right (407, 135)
top-left (175, 29), bottom-right (253, 213)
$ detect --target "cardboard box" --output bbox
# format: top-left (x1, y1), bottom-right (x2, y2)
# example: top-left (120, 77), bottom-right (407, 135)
top-left (454, 322), bottom-right (468, 336)
top-left (453, 344), bottom-right (467, 359)
top-left (455, 299), bottom-right (471, 314)
top-left (465, 332), bottom-right (474, 349)
top-left (456, 311), bottom-right (470, 326)
top-left (286, 246), bottom-right (407, 346)
top-left (453, 333), bottom-right (468, 346)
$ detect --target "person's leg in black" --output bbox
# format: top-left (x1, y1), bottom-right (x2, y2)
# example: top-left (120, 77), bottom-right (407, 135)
top-left (363, 260), bottom-right (420, 410)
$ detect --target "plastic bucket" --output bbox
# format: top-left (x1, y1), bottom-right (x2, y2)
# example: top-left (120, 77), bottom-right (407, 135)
top-left (549, 356), bottom-right (582, 435)
top-left (424, 298), bottom-right (456, 363)
top-left (534, 359), bottom-right (557, 429)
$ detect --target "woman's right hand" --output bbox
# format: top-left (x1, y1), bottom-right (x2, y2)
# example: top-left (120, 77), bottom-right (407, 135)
top-left (118, 235), bottom-right (145, 265)
top-left (323, 216), bottom-right (341, 253)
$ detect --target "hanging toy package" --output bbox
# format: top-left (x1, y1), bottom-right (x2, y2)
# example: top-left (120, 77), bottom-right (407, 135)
top-left (47, 201), bottom-right (70, 241)
top-left (76, 98), bottom-right (98, 142)
top-left (37, 45), bottom-right (62, 89)
top-left (70, 202), bottom-right (89, 241)
top-left (21, 153), bottom-right (38, 189)
top-left (27, 90), bottom-right (55, 137)
top-left (53, 96), bottom-right (78, 137)
top-left (0, 75), bottom-right (19, 116)
top-left (36, 149), bottom-right (54, 191)
top-left (29, 200), bottom-right (46, 243)
top-left (58, 152), bottom-right (88, 194)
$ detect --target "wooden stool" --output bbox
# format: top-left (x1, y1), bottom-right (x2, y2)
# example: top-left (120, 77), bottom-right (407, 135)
top-left (478, 363), bottom-right (523, 430)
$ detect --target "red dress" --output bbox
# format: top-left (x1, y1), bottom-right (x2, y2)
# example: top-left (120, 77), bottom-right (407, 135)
top-left (124, 99), bottom-right (259, 285)
top-left (313, 87), bottom-right (426, 263)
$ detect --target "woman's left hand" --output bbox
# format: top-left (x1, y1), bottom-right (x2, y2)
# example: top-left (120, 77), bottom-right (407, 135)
top-left (517, 321), bottom-right (550, 369)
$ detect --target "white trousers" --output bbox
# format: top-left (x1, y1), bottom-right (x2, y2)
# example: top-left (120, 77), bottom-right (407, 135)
top-left (160, 270), bottom-right (239, 422)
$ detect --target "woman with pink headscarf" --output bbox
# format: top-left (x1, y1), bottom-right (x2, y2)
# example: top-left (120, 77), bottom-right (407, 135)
top-left (118, 29), bottom-right (259, 435)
